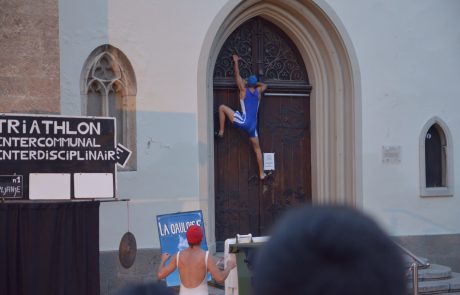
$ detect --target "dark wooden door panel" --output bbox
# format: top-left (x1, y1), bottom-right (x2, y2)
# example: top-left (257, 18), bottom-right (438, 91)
top-left (258, 95), bottom-right (311, 235)
top-left (214, 87), bottom-right (261, 241)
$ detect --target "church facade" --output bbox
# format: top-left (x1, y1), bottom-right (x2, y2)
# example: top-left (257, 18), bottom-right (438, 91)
top-left (2, 0), bottom-right (460, 293)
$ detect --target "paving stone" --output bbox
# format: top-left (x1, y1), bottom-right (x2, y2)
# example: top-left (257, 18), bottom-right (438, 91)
top-left (410, 279), bottom-right (450, 293)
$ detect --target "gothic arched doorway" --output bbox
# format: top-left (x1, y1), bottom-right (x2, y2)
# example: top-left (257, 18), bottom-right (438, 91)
top-left (213, 17), bottom-right (312, 249)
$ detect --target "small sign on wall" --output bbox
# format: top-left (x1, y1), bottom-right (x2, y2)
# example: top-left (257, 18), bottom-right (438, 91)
top-left (382, 146), bottom-right (401, 164)
top-left (29, 173), bottom-right (71, 200)
top-left (0, 175), bottom-right (23, 198)
top-left (74, 173), bottom-right (114, 199)
top-left (264, 153), bottom-right (275, 170)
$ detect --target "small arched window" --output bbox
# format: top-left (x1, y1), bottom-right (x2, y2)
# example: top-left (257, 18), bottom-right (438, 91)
top-left (81, 45), bottom-right (137, 170)
top-left (420, 118), bottom-right (453, 197)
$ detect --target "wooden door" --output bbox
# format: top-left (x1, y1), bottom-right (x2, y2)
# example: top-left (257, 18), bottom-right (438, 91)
top-left (213, 17), bottom-right (312, 249)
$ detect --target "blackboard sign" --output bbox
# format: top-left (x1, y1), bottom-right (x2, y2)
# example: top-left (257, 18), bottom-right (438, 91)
top-left (0, 175), bottom-right (23, 198)
top-left (0, 113), bottom-right (130, 199)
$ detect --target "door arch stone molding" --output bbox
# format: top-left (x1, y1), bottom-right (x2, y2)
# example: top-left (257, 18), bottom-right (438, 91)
top-left (197, 0), bottom-right (362, 245)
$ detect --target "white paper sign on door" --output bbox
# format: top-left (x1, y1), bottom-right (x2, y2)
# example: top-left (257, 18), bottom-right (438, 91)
top-left (263, 153), bottom-right (275, 171)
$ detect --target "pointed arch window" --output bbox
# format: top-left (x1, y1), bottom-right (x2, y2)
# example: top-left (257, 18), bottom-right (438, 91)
top-left (420, 118), bottom-right (453, 197)
top-left (82, 45), bottom-right (137, 170)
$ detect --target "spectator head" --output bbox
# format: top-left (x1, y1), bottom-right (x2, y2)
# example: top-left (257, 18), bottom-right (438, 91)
top-left (253, 205), bottom-right (407, 295)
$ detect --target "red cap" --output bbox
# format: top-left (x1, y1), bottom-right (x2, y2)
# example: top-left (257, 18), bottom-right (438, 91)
top-left (186, 225), bottom-right (203, 245)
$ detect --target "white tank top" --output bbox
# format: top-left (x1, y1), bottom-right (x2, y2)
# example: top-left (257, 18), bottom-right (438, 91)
top-left (177, 250), bottom-right (209, 295)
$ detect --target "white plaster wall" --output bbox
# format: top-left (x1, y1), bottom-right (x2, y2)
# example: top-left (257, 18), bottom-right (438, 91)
top-left (325, 0), bottom-right (460, 235)
top-left (60, 0), bottom-right (229, 250)
top-left (59, 0), bottom-right (109, 114)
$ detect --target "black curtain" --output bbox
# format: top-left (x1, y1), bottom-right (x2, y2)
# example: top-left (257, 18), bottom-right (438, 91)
top-left (0, 201), bottom-right (100, 295)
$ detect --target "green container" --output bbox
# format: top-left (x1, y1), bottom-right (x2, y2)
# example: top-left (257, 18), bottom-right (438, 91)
top-left (228, 238), bottom-right (265, 295)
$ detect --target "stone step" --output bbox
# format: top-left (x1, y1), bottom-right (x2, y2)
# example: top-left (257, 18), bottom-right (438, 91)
top-left (408, 272), bottom-right (460, 294)
top-left (406, 264), bottom-right (452, 281)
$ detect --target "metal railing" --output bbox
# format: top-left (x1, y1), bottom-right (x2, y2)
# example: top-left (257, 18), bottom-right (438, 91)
top-left (395, 243), bottom-right (431, 295)
top-left (411, 262), bottom-right (419, 295)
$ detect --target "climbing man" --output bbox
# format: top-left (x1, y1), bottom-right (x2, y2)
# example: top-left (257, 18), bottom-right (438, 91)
top-left (216, 54), bottom-right (269, 180)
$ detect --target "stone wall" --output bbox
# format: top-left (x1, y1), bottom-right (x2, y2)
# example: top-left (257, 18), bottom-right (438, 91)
top-left (100, 248), bottom-right (161, 295)
top-left (0, 0), bottom-right (60, 113)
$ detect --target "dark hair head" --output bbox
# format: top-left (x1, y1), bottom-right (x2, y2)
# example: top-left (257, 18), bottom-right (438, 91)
top-left (253, 205), bottom-right (407, 295)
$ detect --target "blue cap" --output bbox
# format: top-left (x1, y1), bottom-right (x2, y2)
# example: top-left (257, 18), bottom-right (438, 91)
top-left (247, 75), bottom-right (258, 87)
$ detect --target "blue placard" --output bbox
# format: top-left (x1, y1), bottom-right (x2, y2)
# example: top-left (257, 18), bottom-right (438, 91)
top-left (156, 210), bottom-right (210, 287)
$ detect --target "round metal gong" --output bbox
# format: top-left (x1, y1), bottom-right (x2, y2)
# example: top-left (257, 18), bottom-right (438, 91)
top-left (119, 232), bottom-right (137, 269)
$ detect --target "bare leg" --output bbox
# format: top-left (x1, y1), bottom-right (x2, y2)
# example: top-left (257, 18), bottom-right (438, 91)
top-left (218, 105), bottom-right (235, 137)
top-left (249, 137), bottom-right (266, 180)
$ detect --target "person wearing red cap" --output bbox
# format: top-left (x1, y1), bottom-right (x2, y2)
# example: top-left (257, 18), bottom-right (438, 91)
top-left (157, 225), bottom-right (236, 295)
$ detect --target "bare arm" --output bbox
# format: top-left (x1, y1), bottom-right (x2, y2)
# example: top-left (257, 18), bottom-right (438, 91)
top-left (232, 55), bottom-right (245, 94)
top-left (207, 255), bottom-right (237, 283)
top-left (256, 82), bottom-right (267, 94)
top-left (157, 253), bottom-right (177, 280)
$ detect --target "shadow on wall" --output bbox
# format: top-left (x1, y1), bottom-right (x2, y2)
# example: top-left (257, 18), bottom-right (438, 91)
top-left (118, 110), bottom-right (201, 198)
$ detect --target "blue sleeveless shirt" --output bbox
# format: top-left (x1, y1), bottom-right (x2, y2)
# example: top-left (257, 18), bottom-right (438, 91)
top-left (233, 88), bottom-right (260, 138)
